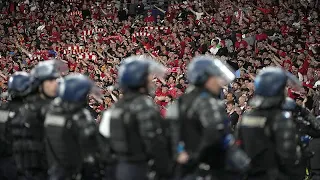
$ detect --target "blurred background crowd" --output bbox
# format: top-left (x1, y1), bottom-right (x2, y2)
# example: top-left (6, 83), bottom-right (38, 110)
top-left (0, 0), bottom-right (319, 123)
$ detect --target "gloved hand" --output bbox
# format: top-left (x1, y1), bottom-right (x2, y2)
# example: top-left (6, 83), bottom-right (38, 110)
top-left (224, 134), bottom-right (251, 172)
top-left (226, 144), bottom-right (251, 172)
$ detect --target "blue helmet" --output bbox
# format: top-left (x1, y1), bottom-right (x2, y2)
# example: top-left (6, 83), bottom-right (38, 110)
top-left (254, 67), bottom-right (302, 97)
top-left (8, 71), bottom-right (33, 98)
top-left (250, 67), bottom-right (302, 108)
top-left (57, 73), bottom-right (103, 103)
top-left (187, 55), bottom-right (235, 86)
top-left (282, 97), bottom-right (297, 111)
top-left (118, 55), bottom-right (166, 90)
top-left (30, 59), bottom-right (68, 90)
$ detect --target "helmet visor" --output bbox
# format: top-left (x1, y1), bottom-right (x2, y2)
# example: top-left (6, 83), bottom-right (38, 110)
top-left (147, 57), bottom-right (166, 80)
top-left (89, 84), bottom-right (104, 104)
top-left (212, 59), bottom-right (236, 86)
top-left (32, 59), bottom-right (69, 79)
top-left (50, 59), bottom-right (69, 74)
top-left (120, 55), bottom-right (166, 80)
top-left (285, 71), bottom-right (304, 92)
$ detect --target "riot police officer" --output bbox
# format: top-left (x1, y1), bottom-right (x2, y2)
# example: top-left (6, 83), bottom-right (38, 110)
top-left (238, 67), bottom-right (301, 180)
top-left (282, 97), bottom-right (320, 179)
top-left (99, 55), bottom-right (172, 180)
top-left (166, 55), bottom-right (250, 180)
top-left (310, 116), bottom-right (320, 180)
top-left (10, 60), bottom-right (67, 180)
top-left (0, 71), bottom-right (33, 180)
top-left (44, 73), bottom-right (103, 180)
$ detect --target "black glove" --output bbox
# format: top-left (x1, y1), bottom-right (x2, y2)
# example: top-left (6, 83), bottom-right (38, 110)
top-left (225, 144), bottom-right (251, 173)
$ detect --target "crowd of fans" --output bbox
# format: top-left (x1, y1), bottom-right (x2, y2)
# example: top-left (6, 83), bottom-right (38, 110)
top-left (0, 0), bottom-right (319, 122)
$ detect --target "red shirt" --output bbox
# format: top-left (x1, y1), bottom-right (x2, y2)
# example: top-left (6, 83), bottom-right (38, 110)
top-left (299, 59), bottom-right (310, 75)
top-left (277, 50), bottom-right (287, 57)
top-left (68, 61), bottom-right (77, 71)
top-left (256, 33), bottom-right (268, 41)
top-left (160, 106), bottom-right (167, 117)
top-left (168, 88), bottom-right (177, 98)
top-left (257, 7), bottom-right (272, 14)
top-left (225, 16), bottom-right (232, 25)
top-left (155, 88), bottom-right (162, 96)
top-left (165, 12), bottom-right (175, 22)
top-left (144, 15), bottom-right (155, 23)
top-left (280, 25), bottom-right (289, 36)
top-left (235, 40), bottom-right (248, 50)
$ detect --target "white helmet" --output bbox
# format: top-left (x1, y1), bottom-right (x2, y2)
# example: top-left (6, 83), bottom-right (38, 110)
top-left (314, 80), bottom-right (320, 88)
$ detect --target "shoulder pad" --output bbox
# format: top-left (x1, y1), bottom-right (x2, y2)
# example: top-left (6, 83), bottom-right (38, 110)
top-left (165, 101), bottom-right (179, 120)
top-left (99, 109), bottom-right (112, 138)
top-left (202, 97), bottom-right (223, 110)
top-left (72, 108), bottom-right (94, 122)
top-left (130, 95), bottom-right (155, 112)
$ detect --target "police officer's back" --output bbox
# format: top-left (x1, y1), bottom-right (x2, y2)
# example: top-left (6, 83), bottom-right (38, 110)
top-left (99, 56), bottom-right (172, 180)
top-left (281, 97), bottom-right (320, 179)
top-left (310, 116), bottom-right (320, 180)
top-left (44, 73), bottom-right (103, 179)
top-left (238, 67), bottom-right (301, 180)
top-left (10, 60), bottom-right (67, 179)
top-left (166, 56), bottom-right (250, 180)
top-left (0, 72), bottom-right (33, 180)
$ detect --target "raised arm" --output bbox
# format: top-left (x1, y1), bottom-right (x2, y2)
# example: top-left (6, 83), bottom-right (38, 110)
top-left (154, 5), bottom-right (166, 14)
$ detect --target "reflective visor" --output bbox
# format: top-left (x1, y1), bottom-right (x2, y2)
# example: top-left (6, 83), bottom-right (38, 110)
top-left (285, 71), bottom-right (304, 93)
top-left (89, 84), bottom-right (104, 104)
top-left (212, 59), bottom-right (236, 86)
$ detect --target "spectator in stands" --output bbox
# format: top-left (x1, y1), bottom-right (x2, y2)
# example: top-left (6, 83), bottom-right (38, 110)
top-left (0, 0), bottom-right (318, 123)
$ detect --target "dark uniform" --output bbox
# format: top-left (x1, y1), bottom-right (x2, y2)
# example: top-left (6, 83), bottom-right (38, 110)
top-left (44, 74), bottom-right (103, 180)
top-left (0, 100), bottom-right (20, 180)
top-left (10, 95), bottom-right (50, 179)
top-left (308, 116), bottom-right (320, 180)
top-left (10, 60), bottom-right (67, 180)
top-left (283, 98), bottom-right (320, 180)
top-left (99, 56), bottom-right (172, 180)
top-left (167, 56), bottom-right (250, 180)
top-left (0, 72), bottom-right (34, 180)
top-left (238, 67), bottom-right (301, 180)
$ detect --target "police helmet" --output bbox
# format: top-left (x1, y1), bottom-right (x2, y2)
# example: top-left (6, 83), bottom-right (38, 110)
top-left (31, 59), bottom-right (68, 82)
top-left (118, 55), bottom-right (166, 90)
top-left (57, 73), bottom-right (103, 103)
top-left (8, 71), bottom-right (33, 98)
top-left (29, 59), bottom-right (68, 91)
top-left (250, 67), bottom-right (302, 108)
top-left (187, 55), bottom-right (235, 86)
top-left (254, 67), bottom-right (302, 97)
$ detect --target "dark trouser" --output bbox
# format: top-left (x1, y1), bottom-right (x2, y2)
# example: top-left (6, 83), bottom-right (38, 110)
top-left (81, 162), bottom-right (103, 180)
top-left (0, 156), bottom-right (18, 180)
top-left (312, 175), bottom-right (320, 180)
top-left (48, 165), bottom-right (79, 180)
top-left (311, 170), bottom-right (320, 180)
top-left (17, 170), bottom-right (47, 180)
top-left (104, 164), bottom-right (116, 180)
top-left (246, 171), bottom-right (290, 180)
top-left (115, 161), bottom-right (148, 180)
